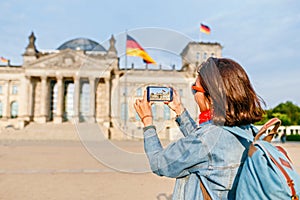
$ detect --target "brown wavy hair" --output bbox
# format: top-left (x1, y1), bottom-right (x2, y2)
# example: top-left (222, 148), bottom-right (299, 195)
top-left (198, 57), bottom-right (265, 126)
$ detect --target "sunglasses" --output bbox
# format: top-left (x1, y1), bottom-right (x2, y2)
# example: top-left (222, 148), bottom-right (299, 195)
top-left (191, 83), bottom-right (205, 95)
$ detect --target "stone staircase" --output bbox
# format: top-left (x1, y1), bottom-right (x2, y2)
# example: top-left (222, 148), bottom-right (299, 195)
top-left (0, 122), bottom-right (80, 141)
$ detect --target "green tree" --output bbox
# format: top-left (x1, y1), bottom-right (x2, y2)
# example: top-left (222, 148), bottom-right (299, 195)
top-left (271, 101), bottom-right (300, 125)
top-left (271, 113), bottom-right (291, 126)
top-left (255, 113), bottom-right (269, 125)
top-left (255, 101), bottom-right (300, 125)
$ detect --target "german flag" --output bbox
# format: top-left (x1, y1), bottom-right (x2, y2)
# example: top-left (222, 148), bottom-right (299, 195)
top-left (0, 56), bottom-right (8, 63)
top-left (126, 35), bottom-right (156, 64)
top-left (200, 24), bottom-right (211, 34)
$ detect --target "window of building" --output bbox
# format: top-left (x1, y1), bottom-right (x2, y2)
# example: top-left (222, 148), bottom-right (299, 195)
top-left (121, 103), bottom-right (128, 121)
top-left (203, 52), bottom-right (207, 60)
top-left (151, 104), bottom-right (157, 120)
top-left (196, 52), bottom-right (200, 61)
top-left (79, 82), bottom-right (90, 120)
top-left (211, 53), bottom-right (215, 57)
top-left (122, 86), bottom-right (128, 96)
top-left (179, 89), bottom-right (183, 97)
top-left (136, 87), bottom-right (142, 96)
top-left (12, 85), bottom-right (18, 94)
top-left (11, 101), bottom-right (18, 118)
top-left (65, 83), bottom-right (75, 120)
top-left (0, 101), bottom-right (2, 118)
top-left (164, 104), bottom-right (170, 120)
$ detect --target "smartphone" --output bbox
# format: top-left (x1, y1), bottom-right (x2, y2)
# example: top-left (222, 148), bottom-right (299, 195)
top-left (146, 86), bottom-right (173, 102)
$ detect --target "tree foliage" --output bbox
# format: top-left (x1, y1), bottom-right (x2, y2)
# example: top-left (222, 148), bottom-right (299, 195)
top-left (255, 101), bottom-right (300, 126)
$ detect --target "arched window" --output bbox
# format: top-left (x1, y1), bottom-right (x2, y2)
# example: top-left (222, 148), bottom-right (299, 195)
top-left (11, 101), bottom-right (18, 118)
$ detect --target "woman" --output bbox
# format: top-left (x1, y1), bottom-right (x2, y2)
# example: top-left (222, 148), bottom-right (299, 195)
top-left (134, 57), bottom-right (265, 199)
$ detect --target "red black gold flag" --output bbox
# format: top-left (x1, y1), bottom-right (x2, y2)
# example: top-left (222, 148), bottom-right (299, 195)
top-left (200, 24), bottom-right (211, 34)
top-left (126, 35), bottom-right (156, 64)
top-left (0, 56), bottom-right (8, 63)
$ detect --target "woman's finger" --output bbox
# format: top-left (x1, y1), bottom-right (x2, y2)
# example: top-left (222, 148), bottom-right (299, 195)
top-left (143, 90), bottom-right (148, 103)
top-left (133, 102), bottom-right (138, 111)
top-left (136, 98), bottom-right (139, 104)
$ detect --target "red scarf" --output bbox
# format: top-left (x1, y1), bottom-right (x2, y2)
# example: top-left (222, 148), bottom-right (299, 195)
top-left (199, 109), bottom-right (212, 124)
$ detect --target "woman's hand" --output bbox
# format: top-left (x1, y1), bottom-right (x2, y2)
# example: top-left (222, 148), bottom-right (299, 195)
top-left (165, 88), bottom-right (185, 116)
top-left (134, 91), bottom-right (153, 127)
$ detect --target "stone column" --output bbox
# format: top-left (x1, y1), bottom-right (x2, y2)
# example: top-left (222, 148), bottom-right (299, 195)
top-left (18, 76), bottom-right (31, 127)
top-left (111, 74), bottom-right (119, 121)
top-left (54, 76), bottom-right (64, 123)
top-left (24, 76), bottom-right (31, 120)
top-left (73, 76), bottom-right (80, 122)
top-left (105, 77), bottom-right (111, 120)
top-left (110, 74), bottom-right (124, 139)
top-left (89, 76), bottom-right (95, 123)
top-left (17, 76), bottom-right (30, 129)
top-left (28, 77), bottom-right (34, 119)
top-left (104, 77), bottom-right (112, 139)
top-left (3, 80), bottom-right (10, 119)
top-left (39, 76), bottom-right (48, 123)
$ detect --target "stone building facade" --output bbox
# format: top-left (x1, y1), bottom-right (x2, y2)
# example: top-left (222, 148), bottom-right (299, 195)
top-left (0, 32), bottom-right (222, 140)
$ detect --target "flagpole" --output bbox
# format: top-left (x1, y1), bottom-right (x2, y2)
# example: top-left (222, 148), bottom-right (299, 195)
top-left (124, 30), bottom-right (128, 132)
top-left (199, 31), bottom-right (202, 43)
top-left (199, 24), bottom-right (202, 43)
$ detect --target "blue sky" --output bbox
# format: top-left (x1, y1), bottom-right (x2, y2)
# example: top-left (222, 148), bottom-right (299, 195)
top-left (1, 0), bottom-right (300, 108)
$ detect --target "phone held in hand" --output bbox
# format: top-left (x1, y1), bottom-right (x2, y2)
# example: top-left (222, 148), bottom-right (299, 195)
top-left (146, 86), bottom-right (173, 102)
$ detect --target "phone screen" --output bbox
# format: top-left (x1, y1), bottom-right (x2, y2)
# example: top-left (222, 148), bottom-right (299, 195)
top-left (147, 86), bottom-right (173, 102)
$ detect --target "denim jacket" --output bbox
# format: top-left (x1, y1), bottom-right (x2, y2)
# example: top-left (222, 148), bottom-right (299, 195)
top-left (143, 110), bottom-right (256, 200)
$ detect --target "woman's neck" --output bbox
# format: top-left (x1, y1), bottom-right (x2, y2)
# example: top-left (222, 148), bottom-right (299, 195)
top-left (199, 109), bottom-right (212, 124)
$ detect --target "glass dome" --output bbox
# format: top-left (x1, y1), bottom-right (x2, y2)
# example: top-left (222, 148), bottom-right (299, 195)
top-left (57, 38), bottom-right (106, 52)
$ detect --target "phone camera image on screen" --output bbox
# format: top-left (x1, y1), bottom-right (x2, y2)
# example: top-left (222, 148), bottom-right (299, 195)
top-left (147, 86), bottom-right (173, 102)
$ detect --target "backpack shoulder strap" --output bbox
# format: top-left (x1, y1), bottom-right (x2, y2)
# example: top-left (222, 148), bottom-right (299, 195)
top-left (254, 118), bottom-right (281, 142)
top-left (223, 118), bottom-right (282, 142)
top-left (223, 126), bottom-right (254, 142)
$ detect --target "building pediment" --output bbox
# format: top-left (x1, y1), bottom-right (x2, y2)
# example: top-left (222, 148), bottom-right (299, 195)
top-left (24, 49), bottom-right (109, 70)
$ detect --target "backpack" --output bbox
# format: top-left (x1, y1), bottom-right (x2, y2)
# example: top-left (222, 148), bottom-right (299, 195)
top-left (224, 118), bottom-right (300, 200)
